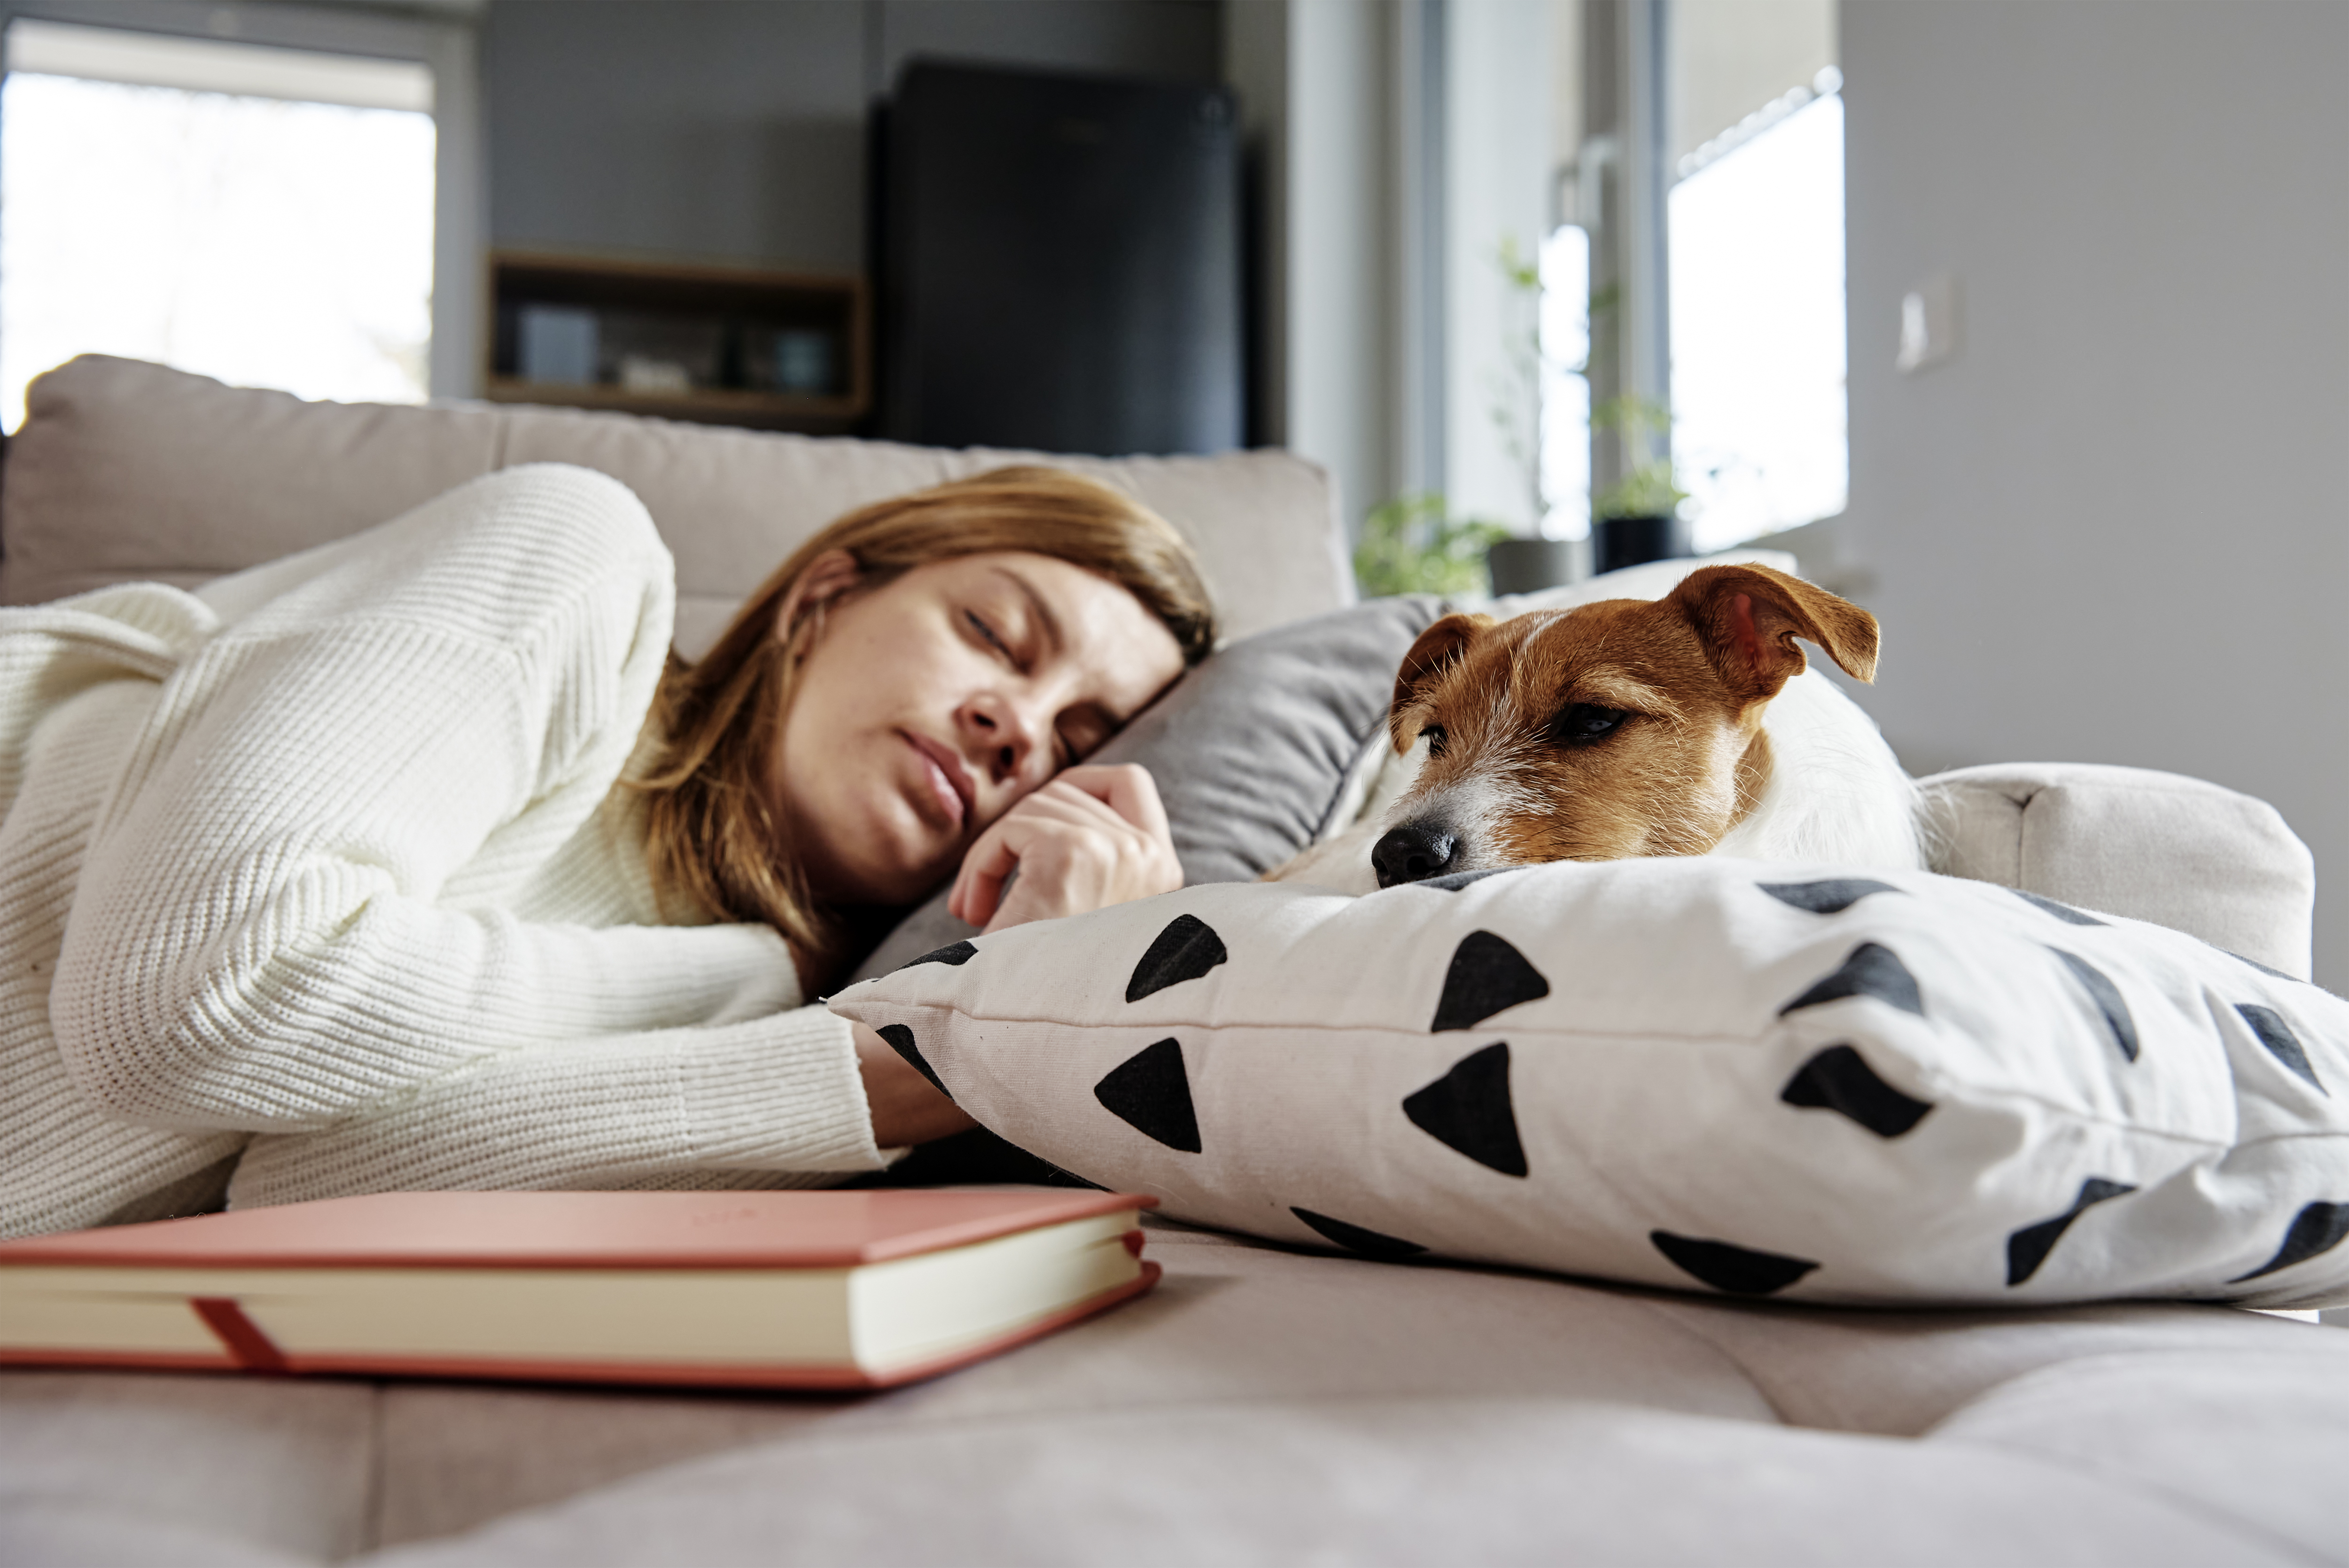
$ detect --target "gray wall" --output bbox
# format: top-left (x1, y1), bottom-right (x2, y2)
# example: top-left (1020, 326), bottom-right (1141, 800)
top-left (484, 0), bottom-right (1221, 272)
top-left (1839, 0), bottom-right (2349, 981)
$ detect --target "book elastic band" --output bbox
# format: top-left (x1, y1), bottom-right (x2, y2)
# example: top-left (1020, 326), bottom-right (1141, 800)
top-left (189, 1297), bottom-right (289, 1373)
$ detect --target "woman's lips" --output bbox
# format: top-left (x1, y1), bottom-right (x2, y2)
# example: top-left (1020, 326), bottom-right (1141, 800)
top-left (903, 732), bottom-right (972, 831)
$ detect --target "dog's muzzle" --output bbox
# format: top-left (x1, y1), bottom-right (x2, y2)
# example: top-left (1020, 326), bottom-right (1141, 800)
top-left (1372, 822), bottom-right (1458, 888)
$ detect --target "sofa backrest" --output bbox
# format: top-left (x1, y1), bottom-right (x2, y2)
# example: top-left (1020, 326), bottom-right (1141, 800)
top-left (0, 356), bottom-right (1350, 656)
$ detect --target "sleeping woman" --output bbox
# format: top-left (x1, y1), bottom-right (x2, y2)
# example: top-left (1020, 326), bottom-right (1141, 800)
top-left (0, 463), bottom-right (1215, 1237)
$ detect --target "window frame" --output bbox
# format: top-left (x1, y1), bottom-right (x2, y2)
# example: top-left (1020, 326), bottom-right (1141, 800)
top-left (0, 0), bottom-right (482, 397)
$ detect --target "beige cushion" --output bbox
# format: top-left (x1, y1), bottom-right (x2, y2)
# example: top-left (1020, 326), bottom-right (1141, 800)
top-left (1919, 762), bottom-right (2315, 979)
top-left (0, 1369), bottom-right (375, 1563)
top-left (6, 1224), bottom-right (2342, 1563)
top-left (0, 356), bottom-right (1348, 655)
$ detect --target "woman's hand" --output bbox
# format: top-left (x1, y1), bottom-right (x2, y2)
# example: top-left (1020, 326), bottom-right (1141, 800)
top-left (947, 763), bottom-right (1182, 933)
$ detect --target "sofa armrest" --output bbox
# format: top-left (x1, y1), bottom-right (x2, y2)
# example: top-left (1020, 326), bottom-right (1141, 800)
top-left (1918, 762), bottom-right (2315, 979)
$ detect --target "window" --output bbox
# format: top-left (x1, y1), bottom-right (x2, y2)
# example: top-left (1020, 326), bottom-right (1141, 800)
top-left (1549, 0), bottom-right (1845, 558)
top-left (1667, 68), bottom-right (1846, 551)
top-left (1538, 222), bottom-right (1593, 537)
top-left (1, 17), bottom-right (441, 430)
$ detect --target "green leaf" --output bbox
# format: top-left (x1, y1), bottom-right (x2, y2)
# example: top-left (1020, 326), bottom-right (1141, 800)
top-left (1354, 493), bottom-right (1516, 598)
top-left (1592, 459), bottom-right (1688, 521)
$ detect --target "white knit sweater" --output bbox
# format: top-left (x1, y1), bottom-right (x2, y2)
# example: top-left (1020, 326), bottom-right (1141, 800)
top-left (0, 465), bottom-right (885, 1239)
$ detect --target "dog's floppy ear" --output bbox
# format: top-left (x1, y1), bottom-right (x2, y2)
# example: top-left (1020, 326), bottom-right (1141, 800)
top-left (1668, 564), bottom-right (1880, 695)
top-left (1388, 612), bottom-right (1490, 752)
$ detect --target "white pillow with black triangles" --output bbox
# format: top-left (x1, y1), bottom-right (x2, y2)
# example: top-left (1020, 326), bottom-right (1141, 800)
top-left (829, 859), bottom-right (2349, 1309)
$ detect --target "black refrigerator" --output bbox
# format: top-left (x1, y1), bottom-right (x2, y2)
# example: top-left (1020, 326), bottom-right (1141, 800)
top-left (876, 60), bottom-right (1244, 457)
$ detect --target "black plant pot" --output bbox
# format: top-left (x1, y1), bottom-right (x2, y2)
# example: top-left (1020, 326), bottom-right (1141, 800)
top-left (1593, 513), bottom-right (1694, 577)
top-left (1484, 537), bottom-right (1580, 596)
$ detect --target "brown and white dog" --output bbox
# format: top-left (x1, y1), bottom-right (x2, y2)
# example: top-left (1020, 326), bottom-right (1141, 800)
top-left (1281, 563), bottom-right (1920, 891)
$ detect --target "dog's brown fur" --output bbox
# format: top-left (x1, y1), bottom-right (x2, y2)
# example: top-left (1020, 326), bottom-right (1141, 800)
top-left (1382, 564), bottom-right (1880, 869)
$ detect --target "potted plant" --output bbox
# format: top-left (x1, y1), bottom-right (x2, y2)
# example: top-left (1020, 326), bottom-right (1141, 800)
top-left (1483, 235), bottom-right (1580, 594)
top-left (1589, 396), bottom-right (1692, 576)
top-left (1353, 492), bottom-right (1513, 598)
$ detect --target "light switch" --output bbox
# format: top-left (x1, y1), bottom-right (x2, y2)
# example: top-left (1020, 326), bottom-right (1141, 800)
top-left (1896, 273), bottom-right (1962, 374)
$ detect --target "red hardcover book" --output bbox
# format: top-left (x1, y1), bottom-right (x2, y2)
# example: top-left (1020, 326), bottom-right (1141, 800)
top-left (0, 1188), bottom-right (1159, 1389)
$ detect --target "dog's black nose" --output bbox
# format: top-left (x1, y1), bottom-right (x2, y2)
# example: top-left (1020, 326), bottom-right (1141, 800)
top-left (1373, 823), bottom-right (1458, 888)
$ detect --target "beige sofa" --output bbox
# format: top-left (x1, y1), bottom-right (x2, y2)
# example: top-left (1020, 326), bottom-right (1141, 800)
top-left (5, 357), bottom-right (2345, 1566)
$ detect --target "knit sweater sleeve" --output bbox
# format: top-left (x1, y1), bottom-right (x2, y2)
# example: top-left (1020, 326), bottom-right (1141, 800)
top-left (48, 465), bottom-right (879, 1178)
top-left (222, 1007), bottom-right (880, 1207)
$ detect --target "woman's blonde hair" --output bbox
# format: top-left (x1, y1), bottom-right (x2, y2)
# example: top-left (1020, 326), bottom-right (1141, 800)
top-left (632, 465), bottom-right (1216, 979)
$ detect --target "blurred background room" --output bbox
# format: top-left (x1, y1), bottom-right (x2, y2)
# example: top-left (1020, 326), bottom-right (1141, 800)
top-left (1, 0), bottom-right (2344, 979)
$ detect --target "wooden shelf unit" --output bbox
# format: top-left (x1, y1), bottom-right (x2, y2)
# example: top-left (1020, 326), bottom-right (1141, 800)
top-left (485, 251), bottom-right (870, 432)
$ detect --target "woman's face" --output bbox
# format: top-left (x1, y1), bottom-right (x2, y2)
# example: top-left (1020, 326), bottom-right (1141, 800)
top-left (772, 550), bottom-right (1187, 905)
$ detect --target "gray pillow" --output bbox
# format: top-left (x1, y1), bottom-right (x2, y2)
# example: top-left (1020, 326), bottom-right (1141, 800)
top-left (848, 595), bottom-right (1443, 983)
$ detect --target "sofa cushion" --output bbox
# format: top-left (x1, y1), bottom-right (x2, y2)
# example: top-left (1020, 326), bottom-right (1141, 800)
top-left (0, 1370), bottom-right (375, 1562)
top-left (357, 1242), bottom-right (2349, 1565)
top-left (10, 1222), bottom-right (2337, 1565)
top-left (0, 356), bottom-right (1348, 653)
top-left (834, 857), bottom-right (2349, 1310)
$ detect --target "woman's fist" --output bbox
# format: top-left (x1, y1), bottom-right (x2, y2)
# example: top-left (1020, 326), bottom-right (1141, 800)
top-left (948, 763), bottom-right (1182, 932)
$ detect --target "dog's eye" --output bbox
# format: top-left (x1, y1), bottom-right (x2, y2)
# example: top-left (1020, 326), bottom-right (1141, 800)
top-left (1550, 705), bottom-right (1627, 745)
top-left (1420, 724), bottom-right (1448, 757)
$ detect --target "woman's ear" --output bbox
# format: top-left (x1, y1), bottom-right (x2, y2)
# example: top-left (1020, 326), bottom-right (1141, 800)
top-left (772, 549), bottom-right (864, 644)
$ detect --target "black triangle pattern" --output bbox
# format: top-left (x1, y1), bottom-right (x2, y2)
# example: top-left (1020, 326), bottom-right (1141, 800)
top-left (1649, 1231), bottom-right (1819, 1296)
top-left (1092, 1037), bottom-right (1203, 1152)
top-left (2228, 1200), bottom-right (2349, 1283)
top-left (1401, 1043), bottom-right (1528, 1176)
top-left (898, 939), bottom-right (978, 970)
top-left (1418, 867), bottom-right (1526, 893)
top-left (1430, 930), bottom-right (1551, 1032)
top-left (1759, 878), bottom-right (1902, 915)
top-left (2011, 888), bottom-right (2107, 926)
top-left (1126, 915), bottom-right (1229, 1003)
top-left (881, 862), bottom-right (2346, 1299)
top-left (1291, 1207), bottom-right (1428, 1260)
top-left (1779, 1044), bottom-right (1934, 1137)
top-left (875, 1024), bottom-right (950, 1101)
top-left (1778, 943), bottom-right (1924, 1019)
top-left (2051, 949), bottom-right (2139, 1063)
top-left (2006, 1177), bottom-right (2137, 1286)
top-left (2237, 1004), bottom-right (2326, 1094)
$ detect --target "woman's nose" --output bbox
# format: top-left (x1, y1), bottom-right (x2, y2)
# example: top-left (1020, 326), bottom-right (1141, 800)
top-left (962, 691), bottom-right (1046, 784)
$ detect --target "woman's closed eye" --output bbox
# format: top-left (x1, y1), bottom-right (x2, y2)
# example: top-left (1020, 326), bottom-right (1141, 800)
top-left (964, 607), bottom-right (1019, 665)
top-left (1054, 709), bottom-right (1114, 770)
top-left (966, 606), bottom-right (1097, 768)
